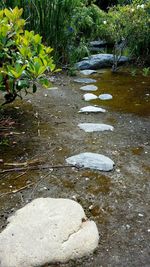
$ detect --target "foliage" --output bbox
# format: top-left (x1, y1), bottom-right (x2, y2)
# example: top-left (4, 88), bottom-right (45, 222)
top-left (1, 0), bottom-right (107, 65)
top-left (0, 7), bottom-right (57, 104)
top-left (142, 67), bottom-right (150, 77)
top-left (105, 2), bottom-right (150, 68)
top-left (67, 3), bottom-right (107, 64)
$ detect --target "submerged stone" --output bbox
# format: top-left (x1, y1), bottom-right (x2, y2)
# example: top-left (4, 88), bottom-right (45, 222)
top-left (79, 106), bottom-right (106, 113)
top-left (0, 198), bottom-right (99, 267)
top-left (78, 123), bottom-right (114, 132)
top-left (66, 152), bottom-right (114, 171)
top-left (80, 85), bottom-right (98, 91)
top-left (80, 70), bottom-right (97, 75)
top-left (83, 93), bottom-right (98, 101)
top-left (74, 78), bottom-right (96, 84)
top-left (99, 94), bottom-right (113, 100)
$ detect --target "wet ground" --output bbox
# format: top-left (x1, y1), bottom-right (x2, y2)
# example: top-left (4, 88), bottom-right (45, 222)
top-left (0, 68), bottom-right (150, 267)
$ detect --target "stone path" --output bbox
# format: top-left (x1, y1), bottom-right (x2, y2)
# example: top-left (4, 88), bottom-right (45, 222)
top-left (80, 85), bottom-right (98, 91)
top-left (79, 106), bottom-right (106, 113)
top-left (83, 93), bottom-right (98, 101)
top-left (66, 152), bottom-right (114, 171)
top-left (0, 71), bottom-right (115, 267)
top-left (99, 93), bottom-right (113, 100)
top-left (78, 123), bottom-right (114, 132)
top-left (67, 74), bottom-right (115, 171)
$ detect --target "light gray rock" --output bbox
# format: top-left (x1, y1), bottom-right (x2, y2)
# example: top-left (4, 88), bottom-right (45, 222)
top-left (89, 40), bottom-right (107, 47)
top-left (99, 94), bottom-right (113, 100)
top-left (0, 198), bottom-right (99, 267)
top-left (75, 53), bottom-right (128, 70)
top-left (80, 70), bottom-right (97, 75)
top-left (83, 93), bottom-right (98, 101)
top-left (74, 78), bottom-right (96, 83)
top-left (78, 123), bottom-right (114, 132)
top-left (79, 106), bottom-right (106, 113)
top-left (80, 85), bottom-right (98, 91)
top-left (66, 152), bottom-right (115, 171)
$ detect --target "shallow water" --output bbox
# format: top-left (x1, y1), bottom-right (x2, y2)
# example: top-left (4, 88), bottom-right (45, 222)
top-left (91, 69), bottom-right (150, 116)
top-left (0, 69), bottom-right (150, 267)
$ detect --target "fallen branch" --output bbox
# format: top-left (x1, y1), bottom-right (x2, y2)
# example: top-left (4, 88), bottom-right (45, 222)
top-left (0, 164), bottom-right (76, 174)
top-left (0, 183), bottom-right (34, 198)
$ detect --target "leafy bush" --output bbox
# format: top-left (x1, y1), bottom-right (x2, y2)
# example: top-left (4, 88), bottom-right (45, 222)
top-left (105, 1), bottom-right (150, 66)
top-left (0, 7), bottom-right (57, 105)
top-left (67, 3), bottom-right (107, 64)
top-left (1, 0), bottom-right (107, 64)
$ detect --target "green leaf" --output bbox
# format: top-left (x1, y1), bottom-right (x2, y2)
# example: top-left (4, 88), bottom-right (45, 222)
top-left (16, 79), bottom-right (30, 91)
top-left (38, 78), bottom-right (50, 88)
top-left (33, 83), bottom-right (37, 93)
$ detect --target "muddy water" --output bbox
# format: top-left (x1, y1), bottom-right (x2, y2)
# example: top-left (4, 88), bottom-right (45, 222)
top-left (92, 69), bottom-right (150, 116)
top-left (0, 69), bottom-right (150, 267)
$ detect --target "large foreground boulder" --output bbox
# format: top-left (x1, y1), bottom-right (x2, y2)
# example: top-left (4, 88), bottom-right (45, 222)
top-left (0, 198), bottom-right (99, 267)
top-left (75, 53), bottom-right (128, 70)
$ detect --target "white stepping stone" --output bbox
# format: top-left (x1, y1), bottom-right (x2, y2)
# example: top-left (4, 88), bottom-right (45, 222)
top-left (80, 85), bottom-right (98, 91)
top-left (66, 152), bottom-right (115, 171)
top-left (99, 94), bottom-right (113, 100)
top-left (0, 198), bottom-right (99, 267)
top-left (80, 70), bottom-right (97, 75)
top-left (83, 93), bottom-right (98, 101)
top-left (74, 78), bottom-right (96, 84)
top-left (78, 123), bottom-right (114, 132)
top-left (79, 106), bottom-right (106, 113)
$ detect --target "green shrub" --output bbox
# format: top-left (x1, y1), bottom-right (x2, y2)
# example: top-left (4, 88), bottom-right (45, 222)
top-left (0, 7), bottom-right (57, 105)
top-left (1, 0), bottom-right (107, 64)
top-left (105, 2), bottom-right (150, 66)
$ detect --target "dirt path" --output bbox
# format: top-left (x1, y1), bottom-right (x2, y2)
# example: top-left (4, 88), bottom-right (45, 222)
top-left (0, 70), bottom-right (150, 267)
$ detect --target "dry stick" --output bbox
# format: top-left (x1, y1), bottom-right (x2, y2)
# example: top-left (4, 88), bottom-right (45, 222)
top-left (0, 183), bottom-right (34, 198)
top-left (29, 172), bottom-right (50, 199)
top-left (0, 164), bottom-right (76, 174)
top-left (13, 172), bottom-right (27, 180)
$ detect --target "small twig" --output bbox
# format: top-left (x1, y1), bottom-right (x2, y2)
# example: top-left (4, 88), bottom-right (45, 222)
top-left (0, 164), bottom-right (76, 174)
top-left (14, 172), bottom-right (27, 180)
top-left (29, 173), bottom-right (50, 199)
top-left (0, 183), bottom-right (34, 198)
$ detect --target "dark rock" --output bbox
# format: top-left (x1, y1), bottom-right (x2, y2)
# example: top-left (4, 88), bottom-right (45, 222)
top-left (75, 54), bottom-right (128, 70)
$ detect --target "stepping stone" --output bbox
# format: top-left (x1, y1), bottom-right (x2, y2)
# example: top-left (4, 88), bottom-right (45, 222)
top-left (0, 198), bottom-right (99, 267)
top-left (66, 152), bottom-right (114, 171)
top-left (80, 85), bottom-right (98, 91)
top-left (83, 93), bottom-right (98, 101)
top-left (80, 70), bottom-right (97, 75)
top-left (99, 94), bottom-right (113, 100)
top-left (74, 78), bottom-right (96, 84)
top-left (79, 106), bottom-right (106, 113)
top-left (78, 123), bottom-right (114, 132)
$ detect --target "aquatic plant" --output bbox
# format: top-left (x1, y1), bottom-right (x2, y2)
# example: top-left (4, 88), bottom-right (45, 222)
top-left (0, 7), bottom-right (57, 105)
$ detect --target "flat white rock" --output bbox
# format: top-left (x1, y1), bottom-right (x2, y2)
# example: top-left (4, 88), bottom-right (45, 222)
top-left (99, 94), bottom-right (113, 100)
top-left (80, 85), bottom-right (98, 91)
top-left (80, 70), bottom-right (97, 75)
top-left (74, 78), bottom-right (96, 84)
top-left (66, 152), bottom-right (115, 171)
top-left (78, 123), bottom-right (114, 132)
top-left (83, 93), bottom-right (98, 101)
top-left (79, 106), bottom-right (106, 113)
top-left (0, 198), bottom-right (99, 267)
